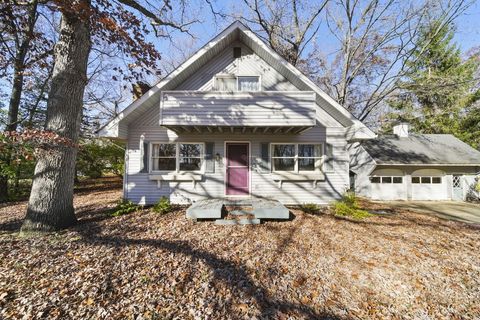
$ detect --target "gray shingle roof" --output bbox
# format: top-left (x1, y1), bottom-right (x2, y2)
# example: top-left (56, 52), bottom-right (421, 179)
top-left (361, 134), bottom-right (480, 165)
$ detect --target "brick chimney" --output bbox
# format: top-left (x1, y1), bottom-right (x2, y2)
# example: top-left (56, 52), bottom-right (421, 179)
top-left (132, 82), bottom-right (151, 100)
top-left (393, 123), bottom-right (409, 138)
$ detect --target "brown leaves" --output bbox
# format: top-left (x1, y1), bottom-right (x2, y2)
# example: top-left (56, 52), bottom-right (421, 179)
top-left (0, 180), bottom-right (480, 319)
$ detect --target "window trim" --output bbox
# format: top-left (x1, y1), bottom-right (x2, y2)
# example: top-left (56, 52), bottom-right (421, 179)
top-left (271, 143), bottom-right (324, 173)
top-left (149, 142), bottom-right (205, 174)
top-left (412, 176), bottom-right (443, 184)
top-left (370, 176), bottom-right (404, 184)
top-left (151, 143), bottom-right (176, 172)
top-left (213, 74), bottom-right (261, 92)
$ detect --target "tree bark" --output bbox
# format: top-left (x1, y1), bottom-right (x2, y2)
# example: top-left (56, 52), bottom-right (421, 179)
top-left (21, 2), bottom-right (91, 232)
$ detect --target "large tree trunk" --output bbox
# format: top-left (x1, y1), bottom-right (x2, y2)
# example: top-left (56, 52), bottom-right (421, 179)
top-left (21, 3), bottom-right (91, 232)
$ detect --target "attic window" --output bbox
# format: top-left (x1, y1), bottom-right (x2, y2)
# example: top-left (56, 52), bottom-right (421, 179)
top-left (233, 47), bottom-right (242, 58)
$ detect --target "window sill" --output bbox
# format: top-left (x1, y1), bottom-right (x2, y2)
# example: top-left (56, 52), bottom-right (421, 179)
top-left (271, 172), bottom-right (325, 188)
top-left (149, 173), bottom-right (203, 188)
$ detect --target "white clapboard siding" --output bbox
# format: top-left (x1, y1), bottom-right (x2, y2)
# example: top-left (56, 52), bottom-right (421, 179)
top-left (123, 39), bottom-right (350, 205)
top-left (125, 125), bottom-right (349, 205)
top-left (160, 91), bottom-right (316, 127)
top-left (128, 41), bottom-right (342, 129)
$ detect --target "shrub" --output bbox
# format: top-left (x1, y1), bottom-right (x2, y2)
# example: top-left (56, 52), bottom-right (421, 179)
top-left (111, 200), bottom-right (141, 217)
top-left (332, 192), bottom-right (372, 220)
top-left (300, 203), bottom-right (321, 215)
top-left (152, 196), bottom-right (172, 214)
top-left (333, 202), bottom-right (371, 219)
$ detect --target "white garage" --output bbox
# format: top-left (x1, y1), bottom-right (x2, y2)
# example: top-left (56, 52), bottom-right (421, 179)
top-left (411, 169), bottom-right (448, 200)
top-left (370, 168), bottom-right (407, 200)
top-left (349, 124), bottom-right (480, 202)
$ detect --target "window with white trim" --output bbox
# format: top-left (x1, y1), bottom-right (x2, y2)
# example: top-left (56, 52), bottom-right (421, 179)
top-left (370, 176), bottom-right (403, 184)
top-left (152, 144), bottom-right (176, 171)
top-left (272, 144), bottom-right (296, 171)
top-left (179, 143), bottom-right (203, 171)
top-left (151, 143), bottom-right (204, 172)
top-left (271, 143), bottom-right (324, 172)
top-left (238, 76), bottom-right (260, 91)
top-left (214, 75), bottom-right (260, 91)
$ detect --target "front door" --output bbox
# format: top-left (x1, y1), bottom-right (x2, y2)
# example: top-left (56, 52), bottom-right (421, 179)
top-left (226, 143), bottom-right (249, 196)
top-left (452, 175), bottom-right (463, 201)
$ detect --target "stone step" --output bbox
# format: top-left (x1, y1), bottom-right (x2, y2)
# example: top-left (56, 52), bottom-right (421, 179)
top-left (214, 218), bottom-right (261, 225)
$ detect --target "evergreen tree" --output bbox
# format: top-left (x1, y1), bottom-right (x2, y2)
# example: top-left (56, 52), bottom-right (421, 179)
top-left (388, 21), bottom-right (480, 143)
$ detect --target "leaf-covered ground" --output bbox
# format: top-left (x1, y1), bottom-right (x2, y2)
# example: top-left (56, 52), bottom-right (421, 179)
top-left (1, 178), bottom-right (479, 319)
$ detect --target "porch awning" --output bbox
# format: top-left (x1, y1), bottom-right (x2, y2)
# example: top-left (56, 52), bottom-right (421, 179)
top-left (159, 91), bottom-right (316, 134)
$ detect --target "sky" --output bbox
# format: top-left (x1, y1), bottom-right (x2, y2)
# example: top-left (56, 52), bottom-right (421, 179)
top-left (1, 0), bottom-right (479, 128)
top-left (157, 0), bottom-right (480, 69)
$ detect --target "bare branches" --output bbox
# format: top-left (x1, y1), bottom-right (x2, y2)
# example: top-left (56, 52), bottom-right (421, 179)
top-left (236, 0), bottom-right (328, 65)
top-left (114, 0), bottom-right (198, 36)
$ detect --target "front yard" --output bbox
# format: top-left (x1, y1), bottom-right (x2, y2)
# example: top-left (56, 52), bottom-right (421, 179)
top-left (0, 179), bottom-right (479, 319)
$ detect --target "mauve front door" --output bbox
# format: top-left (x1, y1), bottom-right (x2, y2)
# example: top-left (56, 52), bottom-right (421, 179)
top-left (226, 143), bottom-right (249, 196)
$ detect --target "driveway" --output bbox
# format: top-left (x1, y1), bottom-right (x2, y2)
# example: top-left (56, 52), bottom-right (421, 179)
top-left (378, 201), bottom-right (480, 224)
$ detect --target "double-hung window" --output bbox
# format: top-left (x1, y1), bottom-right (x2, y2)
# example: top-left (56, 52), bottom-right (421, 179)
top-left (152, 144), bottom-right (176, 171)
top-left (272, 144), bottom-right (296, 171)
top-left (271, 143), bottom-right (324, 172)
top-left (179, 143), bottom-right (203, 171)
top-left (298, 144), bottom-right (323, 172)
top-left (151, 143), bottom-right (204, 172)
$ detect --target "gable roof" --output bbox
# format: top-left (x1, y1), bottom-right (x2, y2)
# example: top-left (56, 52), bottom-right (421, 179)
top-left (98, 20), bottom-right (375, 140)
top-left (361, 134), bottom-right (480, 166)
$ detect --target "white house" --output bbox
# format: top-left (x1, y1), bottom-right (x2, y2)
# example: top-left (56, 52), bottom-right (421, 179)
top-left (98, 21), bottom-right (480, 210)
top-left (98, 21), bottom-right (374, 207)
top-left (349, 124), bottom-right (480, 201)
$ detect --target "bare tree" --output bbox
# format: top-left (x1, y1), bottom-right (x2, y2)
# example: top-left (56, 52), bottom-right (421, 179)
top-left (212, 0), bottom-right (472, 125)
top-left (307, 0), bottom-right (472, 123)
top-left (21, 0), bottom-right (197, 232)
top-left (234, 0), bottom-right (328, 66)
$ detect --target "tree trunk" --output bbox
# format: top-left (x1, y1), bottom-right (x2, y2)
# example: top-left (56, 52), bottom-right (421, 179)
top-left (0, 0), bottom-right (39, 202)
top-left (21, 3), bottom-right (91, 232)
top-left (0, 176), bottom-right (8, 203)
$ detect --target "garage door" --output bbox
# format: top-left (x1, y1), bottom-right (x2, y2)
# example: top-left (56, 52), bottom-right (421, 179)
top-left (370, 169), bottom-right (407, 200)
top-left (411, 169), bottom-right (448, 200)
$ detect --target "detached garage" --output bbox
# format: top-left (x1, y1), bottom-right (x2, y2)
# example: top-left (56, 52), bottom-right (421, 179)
top-left (349, 124), bottom-right (480, 201)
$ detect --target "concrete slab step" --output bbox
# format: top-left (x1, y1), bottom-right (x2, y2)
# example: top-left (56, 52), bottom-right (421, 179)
top-left (214, 218), bottom-right (261, 225)
top-left (186, 199), bottom-right (223, 219)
